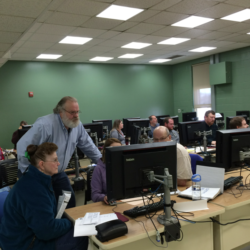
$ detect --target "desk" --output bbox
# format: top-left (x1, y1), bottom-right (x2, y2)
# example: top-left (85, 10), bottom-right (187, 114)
top-left (65, 196), bottom-right (225, 250)
top-left (210, 170), bottom-right (250, 250)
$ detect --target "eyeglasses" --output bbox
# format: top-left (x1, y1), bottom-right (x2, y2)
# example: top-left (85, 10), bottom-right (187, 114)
top-left (62, 108), bottom-right (81, 115)
top-left (44, 159), bottom-right (59, 163)
top-left (153, 137), bottom-right (168, 142)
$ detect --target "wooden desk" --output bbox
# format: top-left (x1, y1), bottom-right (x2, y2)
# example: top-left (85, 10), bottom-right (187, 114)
top-left (210, 170), bottom-right (250, 250)
top-left (65, 196), bottom-right (225, 250)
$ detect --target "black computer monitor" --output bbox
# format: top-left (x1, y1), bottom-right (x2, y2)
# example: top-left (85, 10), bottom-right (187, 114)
top-left (92, 119), bottom-right (112, 139)
top-left (216, 128), bottom-right (250, 171)
top-left (226, 115), bottom-right (247, 129)
top-left (83, 122), bottom-right (103, 142)
top-left (236, 111), bottom-right (250, 125)
top-left (156, 115), bottom-right (170, 123)
top-left (18, 125), bottom-right (32, 140)
top-left (122, 117), bottom-right (140, 136)
top-left (178, 121), bottom-right (205, 146)
top-left (105, 141), bottom-right (177, 201)
top-left (182, 112), bottom-right (198, 122)
top-left (127, 118), bottom-right (149, 138)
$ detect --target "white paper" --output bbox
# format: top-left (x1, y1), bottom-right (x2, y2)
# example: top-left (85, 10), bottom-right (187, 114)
top-left (74, 213), bottom-right (118, 237)
top-left (56, 191), bottom-right (71, 219)
top-left (82, 212), bottom-right (100, 225)
top-left (173, 200), bottom-right (208, 212)
top-left (193, 147), bottom-right (216, 153)
top-left (196, 165), bottom-right (225, 193)
top-left (179, 186), bottom-right (220, 200)
top-left (215, 113), bottom-right (222, 118)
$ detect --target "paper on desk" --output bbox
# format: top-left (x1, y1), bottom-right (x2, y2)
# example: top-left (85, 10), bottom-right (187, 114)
top-left (82, 212), bottom-right (100, 225)
top-left (173, 200), bottom-right (208, 212)
top-left (74, 213), bottom-right (118, 237)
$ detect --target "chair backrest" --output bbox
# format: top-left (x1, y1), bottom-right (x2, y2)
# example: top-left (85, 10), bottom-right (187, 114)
top-left (0, 191), bottom-right (9, 223)
top-left (189, 153), bottom-right (203, 174)
top-left (0, 159), bottom-right (18, 188)
top-left (85, 166), bottom-right (96, 204)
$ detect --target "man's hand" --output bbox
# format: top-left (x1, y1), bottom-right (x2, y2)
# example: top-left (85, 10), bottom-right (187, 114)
top-left (211, 141), bottom-right (216, 145)
top-left (104, 196), bottom-right (109, 204)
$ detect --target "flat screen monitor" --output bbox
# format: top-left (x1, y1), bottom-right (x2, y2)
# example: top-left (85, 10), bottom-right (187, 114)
top-left (92, 119), bottom-right (112, 139)
top-left (123, 117), bottom-right (140, 136)
top-left (226, 115), bottom-right (247, 129)
top-left (83, 122), bottom-right (103, 142)
top-left (178, 121), bottom-right (205, 146)
top-left (156, 115), bottom-right (170, 123)
top-left (106, 141), bottom-right (177, 201)
top-left (18, 125), bottom-right (32, 140)
top-left (127, 118), bottom-right (149, 138)
top-left (182, 112), bottom-right (198, 122)
top-left (236, 111), bottom-right (250, 124)
top-left (216, 128), bottom-right (250, 171)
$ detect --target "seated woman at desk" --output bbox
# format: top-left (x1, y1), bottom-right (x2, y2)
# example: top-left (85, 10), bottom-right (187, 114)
top-left (11, 120), bottom-right (27, 149)
top-left (91, 138), bottom-right (121, 204)
top-left (0, 142), bottom-right (88, 250)
top-left (110, 119), bottom-right (125, 145)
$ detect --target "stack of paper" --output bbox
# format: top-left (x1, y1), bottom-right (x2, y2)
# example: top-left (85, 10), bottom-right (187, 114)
top-left (74, 213), bottom-right (118, 237)
top-left (56, 191), bottom-right (71, 219)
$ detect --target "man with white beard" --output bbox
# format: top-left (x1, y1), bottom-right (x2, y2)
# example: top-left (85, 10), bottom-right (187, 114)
top-left (17, 96), bottom-right (102, 208)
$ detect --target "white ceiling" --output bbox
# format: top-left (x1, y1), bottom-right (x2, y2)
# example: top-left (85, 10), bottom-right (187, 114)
top-left (1, 0), bottom-right (250, 67)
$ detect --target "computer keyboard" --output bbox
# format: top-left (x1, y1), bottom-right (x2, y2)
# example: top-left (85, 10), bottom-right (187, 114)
top-left (123, 200), bottom-right (164, 218)
top-left (224, 176), bottom-right (243, 190)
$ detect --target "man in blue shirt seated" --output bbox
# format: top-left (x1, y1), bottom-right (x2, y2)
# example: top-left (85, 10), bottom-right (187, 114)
top-left (204, 110), bottom-right (218, 146)
top-left (163, 117), bottom-right (179, 143)
top-left (148, 115), bottom-right (159, 138)
top-left (17, 96), bottom-right (102, 208)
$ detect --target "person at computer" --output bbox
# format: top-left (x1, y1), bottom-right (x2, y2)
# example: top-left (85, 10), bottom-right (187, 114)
top-left (17, 96), bottom-right (102, 208)
top-left (0, 142), bottom-right (88, 250)
top-left (229, 116), bottom-right (249, 129)
top-left (153, 126), bottom-right (192, 186)
top-left (91, 138), bottom-right (122, 204)
top-left (163, 117), bottom-right (179, 143)
top-left (11, 120), bottom-right (28, 150)
top-left (110, 119), bottom-right (125, 145)
top-left (148, 115), bottom-right (159, 137)
top-left (204, 110), bottom-right (218, 146)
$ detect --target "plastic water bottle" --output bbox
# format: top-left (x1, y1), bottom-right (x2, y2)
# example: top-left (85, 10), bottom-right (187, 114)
top-left (191, 174), bottom-right (201, 201)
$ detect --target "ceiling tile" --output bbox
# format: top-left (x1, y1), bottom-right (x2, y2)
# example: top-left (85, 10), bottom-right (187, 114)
top-left (37, 10), bottom-right (54, 23)
top-left (0, 15), bottom-right (34, 32)
top-left (48, 43), bottom-right (85, 51)
top-left (22, 41), bottom-right (54, 49)
top-left (0, 43), bottom-right (12, 52)
top-left (113, 0), bottom-right (162, 9)
top-left (224, 34), bottom-right (250, 42)
top-left (0, 31), bottom-right (22, 43)
top-left (69, 27), bottom-right (106, 38)
top-left (11, 52), bottom-right (37, 60)
top-left (152, 26), bottom-right (188, 37)
top-left (196, 3), bottom-right (244, 18)
top-left (91, 0), bottom-right (115, 3)
top-left (58, 0), bottom-right (109, 16)
top-left (97, 30), bottom-right (121, 39)
top-left (217, 33), bottom-right (241, 40)
top-left (15, 47), bottom-right (45, 54)
top-left (126, 23), bottom-right (165, 35)
top-left (134, 35), bottom-right (168, 43)
top-left (112, 32), bottom-right (145, 41)
top-left (150, 0), bottom-right (182, 11)
top-left (218, 23), bottom-right (250, 33)
top-left (225, 0), bottom-right (250, 7)
top-left (87, 45), bottom-right (113, 52)
top-left (144, 11), bottom-right (188, 25)
top-left (112, 22), bottom-right (138, 32)
top-left (197, 19), bottom-right (232, 31)
top-left (177, 29), bottom-right (209, 38)
top-left (29, 33), bottom-right (64, 43)
top-left (129, 10), bottom-right (160, 22)
top-left (28, 23), bottom-right (42, 33)
top-left (81, 17), bottom-right (123, 29)
top-left (36, 24), bottom-right (76, 35)
top-left (99, 39), bottom-right (125, 47)
top-left (20, 32), bottom-right (33, 41)
top-left (0, 58), bottom-right (8, 63)
top-left (198, 31), bottom-right (231, 39)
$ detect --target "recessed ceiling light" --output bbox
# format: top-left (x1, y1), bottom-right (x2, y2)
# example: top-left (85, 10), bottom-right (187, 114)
top-left (247, 32), bottom-right (250, 35)
top-left (118, 54), bottom-right (143, 58)
top-left (97, 5), bottom-right (143, 21)
top-left (172, 16), bottom-right (214, 28)
top-left (158, 38), bottom-right (190, 45)
top-left (59, 36), bottom-right (92, 45)
top-left (89, 57), bottom-right (113, 61)
top-left (189, 47), bottom-right (216, 52)
top-left (122, 42), bottom-right (152, 49)
top-left (149, 59), bottom-right (172, 63)
top-left (36, 54), bottom-right (62, 59)
top-left (221, 9), bottom-right (250, 22)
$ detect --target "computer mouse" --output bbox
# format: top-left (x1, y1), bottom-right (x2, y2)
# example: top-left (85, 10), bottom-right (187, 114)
top-left (108, 199), bottom-right (117, 206)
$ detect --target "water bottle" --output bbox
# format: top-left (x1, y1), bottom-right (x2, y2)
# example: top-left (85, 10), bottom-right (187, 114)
top-left (191, 174), bottom-right (201, 201)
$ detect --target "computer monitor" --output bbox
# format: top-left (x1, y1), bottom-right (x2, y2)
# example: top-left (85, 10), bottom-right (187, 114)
top-left (156, 115), bottom-right (170, 122)
top-left (182, 112), bottom-right (198, 122)
top-left (82, 122), bottom-right (103, 142)
top-left (178, 121), bottom-right (205, 146)
top-left (127, 118), bottom-right (149, 138)
top-left (18, 125), bottom-right (32, 140)
top-left (106, 141), bottom-right (177, 201)
top-left (236, 111), bottom-right (250, 124)
top-left (92, 119), bottom-right (112, 139)
top-left (122, 117), bottom-right (140, 136)
top-left (215, 113), bottom-right (225, 129)
top-left (216, 128), bottom-right (250, 171)
top-left (226, 115), bottom-right (247, 129)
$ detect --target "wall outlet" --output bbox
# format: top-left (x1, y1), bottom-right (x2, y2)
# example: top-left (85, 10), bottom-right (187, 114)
top-left (178, 109), bottom-right (181, 113)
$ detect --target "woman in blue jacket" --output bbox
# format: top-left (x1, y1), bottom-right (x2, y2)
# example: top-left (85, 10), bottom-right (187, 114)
top-left (0, 142), bottom-right (88, 250)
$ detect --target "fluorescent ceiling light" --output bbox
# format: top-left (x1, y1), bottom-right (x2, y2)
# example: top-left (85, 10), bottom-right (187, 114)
top-left (36, 54), bottom-right (62, 59)
top-left (158, 38), bottom-right (190, 45)
top-left (149, 59), bottom-right (172, 63)
top-left (122, 42), bottom-right (152, 49)
top-left (172, 16), bottom-right (214, 28)
top-left (89, 57), bottom-right (113, 61)
top-left (247, 32), bottom-right (250, 35)
top-left (97, 4), bottom-right (143, 20)
top-left (221, 9), bottom-right (250, 22)
top-left (59, 36), bottom-right (92, 45)
top-left (189, 47), bottom-right (216, 52)
top-left (118, 54), bottom-right (143, 58)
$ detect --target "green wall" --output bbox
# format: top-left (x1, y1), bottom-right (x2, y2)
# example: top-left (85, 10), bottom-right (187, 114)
top-left (0, 61), bottom-right (173, 148)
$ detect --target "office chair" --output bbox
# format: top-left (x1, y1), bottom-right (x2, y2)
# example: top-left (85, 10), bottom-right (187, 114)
top-left (0, 159), bottom-right (18, 188)
top-left (189, 154), bottom-right (203, 174)
top-left (84, 166), bottom-right (96, 205)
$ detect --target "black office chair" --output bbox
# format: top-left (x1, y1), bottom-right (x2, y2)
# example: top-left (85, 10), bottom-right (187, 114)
top-left (84, 166), bottom-right (96, 205)
top-left (0, 159), bottom-right (18, 188)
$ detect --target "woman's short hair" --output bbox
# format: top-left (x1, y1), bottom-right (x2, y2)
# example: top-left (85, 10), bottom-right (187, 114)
top-left (26, 142), bottom-right (58, 166)
top-left (20, 121), bottom-right (27, 126)
top-left (229, 116), bottom-right (244, 129)
top-left (112, 119), bottom-right (122, 130)
top-left (102, 138), bottom-right (121, 163)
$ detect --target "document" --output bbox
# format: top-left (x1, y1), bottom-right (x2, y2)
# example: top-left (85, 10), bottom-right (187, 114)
top-left (174, 200), bottom-right (208, 212)
top-left (56, 191), bottom-right (71, 219)
top-left (82, 212), bottom-right (100, 225)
